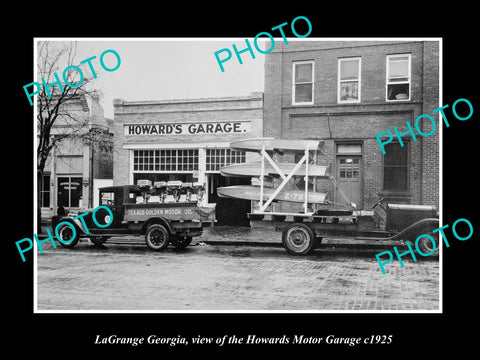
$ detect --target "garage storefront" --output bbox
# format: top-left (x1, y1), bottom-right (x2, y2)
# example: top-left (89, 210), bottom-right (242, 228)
top-left (113, 93), bottom-right (263, 225)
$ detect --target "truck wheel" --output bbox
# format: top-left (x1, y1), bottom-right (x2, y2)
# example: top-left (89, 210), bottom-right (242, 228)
top-left (56, 223), bottom-right (79, 248)
top-left (282, 223), bottom-right (315, 255)
top-left (145, 224), bottom-right (170, 251)
top-left (171, 236), bottom-right (192, 249)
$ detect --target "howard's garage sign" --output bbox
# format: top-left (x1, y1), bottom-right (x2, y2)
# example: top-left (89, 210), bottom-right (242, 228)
top-left (124, 121), bottom-right (251, 136)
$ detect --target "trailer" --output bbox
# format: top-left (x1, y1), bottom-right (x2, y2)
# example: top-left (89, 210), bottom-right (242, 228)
top-left (218, 138), bottom-right (440, 255)
top-left (52, 180), bottom-right (215, 251)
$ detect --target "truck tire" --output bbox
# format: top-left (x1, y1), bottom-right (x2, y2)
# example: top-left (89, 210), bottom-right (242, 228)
top-left (282, 223), bottom-right (315, 255)
top-left (414, 230), bottom-right (439, 258)
top-left (171, 236), bottom-right (192, 249)
top-left (145, 224), bottom-right (170, 251)
top-left (56, 222), bottom-right (79, 248)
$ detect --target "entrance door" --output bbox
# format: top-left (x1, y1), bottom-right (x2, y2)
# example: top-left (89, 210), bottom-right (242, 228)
top-left (57, 176), bottom-right (83, 209)
top-left (335, 155), bottom-right (363, 209)
top-left (207, 174), bottom-right (251, 226)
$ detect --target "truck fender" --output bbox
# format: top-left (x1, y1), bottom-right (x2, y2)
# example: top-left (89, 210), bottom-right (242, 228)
top-left (141, 217), bottom-right (174, 235)
top-left (390, 217), bottom-right (440, 241)
top-left (53, 216), bottom-right (88, 236)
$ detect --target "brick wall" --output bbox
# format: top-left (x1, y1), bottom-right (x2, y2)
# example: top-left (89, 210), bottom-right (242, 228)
top-left (263, 40), bottom-right (440, 210)
top-left (421, 41), bottom-right (440, 207)
top-left (92, 143), bottom-right (113, 179)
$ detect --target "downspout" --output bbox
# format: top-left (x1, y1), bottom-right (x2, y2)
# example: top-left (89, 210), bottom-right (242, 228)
top-left (89, 134), bottom-right (94, 208)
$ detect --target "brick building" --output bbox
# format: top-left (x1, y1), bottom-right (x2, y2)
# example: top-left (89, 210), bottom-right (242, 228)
top-left (263, 40), bottom-right (440, 211)
top-left (112, 92), bottom-right (263, 225)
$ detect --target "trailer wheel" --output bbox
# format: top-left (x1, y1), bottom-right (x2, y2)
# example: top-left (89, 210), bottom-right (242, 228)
top-left (282, 223), bottom-right (315, 255)
top-left (171, 236), bottom-right (192, 249)
top-left (56, 222), bottom-right (79, 248)
top-left (145, 224), bottom-right (170, 251)
top-left (415, 230), bottom-right (439, 257)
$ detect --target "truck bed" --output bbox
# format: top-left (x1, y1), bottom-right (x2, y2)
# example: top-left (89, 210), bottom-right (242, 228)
top-left (124, 202), bottom-right (212, 222)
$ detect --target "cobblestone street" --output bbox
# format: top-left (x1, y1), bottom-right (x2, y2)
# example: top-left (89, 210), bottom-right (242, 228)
top-left (36, 227), bottom-right (440, 312)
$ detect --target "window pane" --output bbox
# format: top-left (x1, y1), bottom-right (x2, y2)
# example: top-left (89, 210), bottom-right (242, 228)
top-left (206, 149), bottom-right (245, 172)
top-left (69, 177), bottom-right (83, 207)
top-left (295, 63), bottom-right (312, 83)
top-left (384, 143), bottom-right (408, 165)
top-left (57, 177), bottom-right (69, 208)
top-left (340, 81), bottom-right (358, 101)
top-left (340, 59), bottom-right (359, 80)
top-left (388, 58), bottom-right (409, 79)
top-left (295, 84), bottom-right (313, 103)
top-left (383, 142), bottom-right (408, 191)
top-left (100, 192), bottom-right (115, 205)
top-left (42, 175), bottom-right (50, 191)
top-left (384, 167), bottom-right (408, 191)
top-left (387, 83), bottom-right (409, 100)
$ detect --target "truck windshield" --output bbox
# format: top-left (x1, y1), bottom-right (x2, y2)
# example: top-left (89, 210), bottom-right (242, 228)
top-left (100, 191), bottom-right (115, 205)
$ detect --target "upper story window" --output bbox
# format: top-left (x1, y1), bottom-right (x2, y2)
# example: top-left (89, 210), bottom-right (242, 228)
top-left (338, 57), bottom-right (361, 103)
top-left (386, 54), bottom-right (411, 101)
top-left (292, 61), bottom-right (314, 105)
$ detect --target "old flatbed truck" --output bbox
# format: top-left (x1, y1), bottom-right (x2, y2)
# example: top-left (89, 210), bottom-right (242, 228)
top-left (52, 182), bottom-right (215, 251)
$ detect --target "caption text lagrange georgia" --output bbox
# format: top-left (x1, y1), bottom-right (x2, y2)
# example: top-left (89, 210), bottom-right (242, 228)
top-left (94, 333), bottom-right (393, 347)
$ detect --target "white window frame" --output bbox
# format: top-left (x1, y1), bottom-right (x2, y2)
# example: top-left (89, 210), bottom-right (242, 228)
top-left (386, 54), bottom-right (411, 102)
top-left (338, 57), bottom-right (361, 104)
top-left (132, 149), bottom-right (199, 173)
top-left (292, 60), bottom-right (314, 105)
top-left (205, 148), bottom-right (246, 173)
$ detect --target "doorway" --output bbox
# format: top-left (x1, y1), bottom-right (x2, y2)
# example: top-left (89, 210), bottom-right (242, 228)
top-left (57, 176), bottom-right (83, 209)
top-left (335, 153), bottom-right (363, 209)
top-left (207, 174), bottom-right (251, 226)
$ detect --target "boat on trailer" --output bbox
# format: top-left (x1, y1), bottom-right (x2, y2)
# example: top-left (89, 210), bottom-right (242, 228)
top-left (220, 162), bottom-right (329, 178)
top-left (217, 138), bottom-right (440, 256)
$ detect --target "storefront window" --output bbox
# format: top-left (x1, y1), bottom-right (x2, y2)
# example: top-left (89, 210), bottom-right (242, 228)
top-left (133, 173), bottom-right (194, 185)
top-left (57, 176), bottom-right (83, 208)
top-left (133, 149), bottom-right (198, 172)
top-left (206, 148), bottom-right (246, 172)
top-left (41, 174), bottom-right (51, 207)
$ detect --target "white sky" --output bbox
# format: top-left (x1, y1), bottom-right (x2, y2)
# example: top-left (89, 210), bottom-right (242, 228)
top-left (55, 39), bottom-right (266, 118)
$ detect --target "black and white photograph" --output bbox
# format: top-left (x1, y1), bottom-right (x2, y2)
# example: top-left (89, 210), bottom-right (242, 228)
top-left (33, 38), bottom-right (441, 312)
top-left (6, 8), bottom-right (479, 357)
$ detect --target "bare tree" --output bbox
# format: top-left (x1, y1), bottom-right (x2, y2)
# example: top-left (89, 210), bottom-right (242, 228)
top-left (36, 41), bottom-right (112, 232)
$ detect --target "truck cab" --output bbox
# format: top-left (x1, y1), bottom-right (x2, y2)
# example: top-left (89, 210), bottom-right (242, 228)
top-left (97, 185), bottom-right (142, 229)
